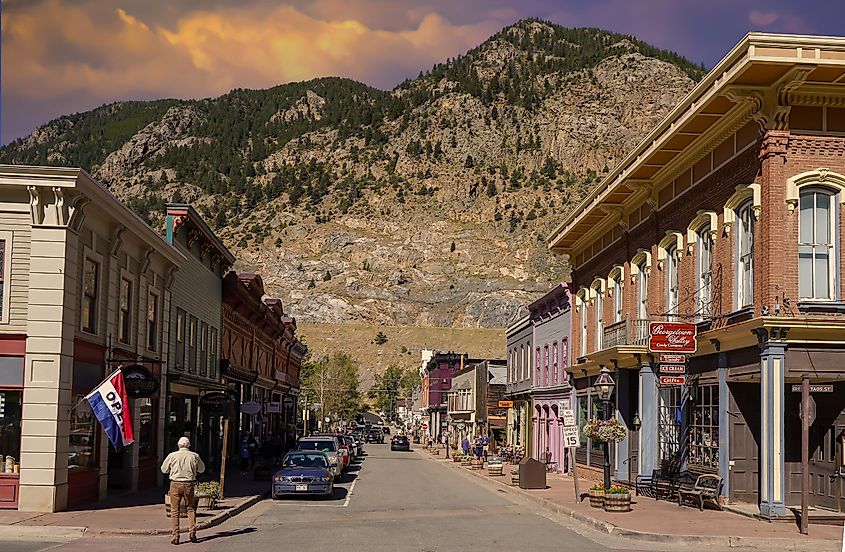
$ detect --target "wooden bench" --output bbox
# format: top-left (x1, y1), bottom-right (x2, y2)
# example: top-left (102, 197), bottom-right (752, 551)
top-left (635, 458), bottom-right (681, 499)
top-left (678, 473), bottom-right (723, 511)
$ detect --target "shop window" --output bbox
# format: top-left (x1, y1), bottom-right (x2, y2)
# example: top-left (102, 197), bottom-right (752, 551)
top-left (658, 386), bottom-right (682, 462)
top-left (81, 257), bottom-right (99, 334)
top-left (118, 277), bottom-right (132, 344)
top-left (138, 398), bottom-right (156, 459)
top-left (688, 384), bottom-right (719, 468)
top-left (69, 394), bottom-right (97, 469)
top-left (799, 188), bottom-right (837, 300)
top-left (736, 201), bottom-right (755, 308)
top-left (147, 291), bottom-right (159, 352)
top-left (0, 390), bottom-right (22, 469)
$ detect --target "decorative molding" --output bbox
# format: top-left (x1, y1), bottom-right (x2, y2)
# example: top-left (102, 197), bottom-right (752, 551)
top-left (172, 214), bottom-right (189, 235)
top-left (140, 248), bottom-right (154, 273)
top-left (630, 249), bottom-right (652, 282)
top-left (110, 226), bottom-right (126, 257)
top-left (656, 231), bottom-right (684, 270)
top-left (723, 183), bottom-right (762, 236)
top-left (785, 168), bottom-right (845, 213)
top-left (52, 187), bottom-right (66, 226)
top-left (686, 210), bottom-right (719, 254)
top-left (759, 130), bottom-right (789, 160)
top-left (28, 186), bottom-right (43, 225)
top-left (165, 266), bottom-right (178, 289)
top-left (68, 194), bottom-right (90, 232)
top-left (598, 204), bottom-right (628, 231)
top-left (200, 241), bottom-right (214, 261)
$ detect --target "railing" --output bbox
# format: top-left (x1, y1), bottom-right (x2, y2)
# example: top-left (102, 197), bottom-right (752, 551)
top-left (601, 318), bottom-right (650, 349)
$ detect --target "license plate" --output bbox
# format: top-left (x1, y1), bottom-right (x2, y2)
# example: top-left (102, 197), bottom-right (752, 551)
top-left (295, 484), bottom-right (308, 491)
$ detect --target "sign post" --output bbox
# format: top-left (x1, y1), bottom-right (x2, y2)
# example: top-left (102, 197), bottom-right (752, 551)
top-left (220, 417), bottom-right (230, 500)
top-left (801, 376), bottom-right (809, 535)
top-left (561, 408), bottom-right (580, 502)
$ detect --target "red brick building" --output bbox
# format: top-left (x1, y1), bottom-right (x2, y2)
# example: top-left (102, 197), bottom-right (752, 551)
top-left (549, 33), bottom-right (845, 517)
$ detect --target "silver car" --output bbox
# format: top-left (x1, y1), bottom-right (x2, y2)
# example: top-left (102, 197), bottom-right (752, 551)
top-left (296, 436), bottom-right (342, 477)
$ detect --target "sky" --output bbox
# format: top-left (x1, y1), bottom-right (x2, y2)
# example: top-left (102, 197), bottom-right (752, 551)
top-left (2, 0), bottom-right (845, 145)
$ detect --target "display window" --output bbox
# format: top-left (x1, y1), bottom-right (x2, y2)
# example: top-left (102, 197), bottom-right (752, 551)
top-left (0, 390), bottom-right (21, 473)
top-left (69, 393), bottom-right (98, 469)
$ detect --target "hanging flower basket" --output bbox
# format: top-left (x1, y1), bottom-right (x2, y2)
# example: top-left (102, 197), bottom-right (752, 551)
top-left (584, 419), bottom-right (627, 443)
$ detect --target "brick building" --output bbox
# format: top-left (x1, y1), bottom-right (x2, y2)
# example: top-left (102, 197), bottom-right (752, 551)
top-left (548, 33), bottom-right (845, 516)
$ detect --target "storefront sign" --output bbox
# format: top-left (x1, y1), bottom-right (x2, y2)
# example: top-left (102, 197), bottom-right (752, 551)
top-left (659, 354), bottom-right (687, 364)
top-left (241, 401), bottom-right (261, 415)
top-left (456, 422), bottom-right (465, 430)
top-left (562, 409), bottom-right (577, 428)
top-left (498, 400), bottom-right (514, 408)
top-left (200, 392), bottom-right (233, 414)
top-left (648, 323), bottom-right (697, 354)
top-left (562, 426), bottom-right (581, 447)
top-left (120, 364), bottom-right (160, 398)
top-left (266, 402), bottom-right (281, 413)
top-left (659, 364), bottom-right (686, 374)
top-left (791, 384), bottom-right (834, 393)
top-left (659, 375), bottom-right (686, 386)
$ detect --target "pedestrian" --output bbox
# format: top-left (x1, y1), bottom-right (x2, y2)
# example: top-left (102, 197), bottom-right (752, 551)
top-left (238, 433), bottom-right (250, 474)
top-left (474, 436), bottom-right (483, 460)
top-left (461, 436), bottom-right (470, 456)
top-left (161, 437), bottom-right (205, 545)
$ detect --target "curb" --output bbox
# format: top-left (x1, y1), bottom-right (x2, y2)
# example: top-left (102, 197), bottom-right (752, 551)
top-left (0, 525), bottom-right (88, 539)
top-left (419, 451), bottom-right (841, 552)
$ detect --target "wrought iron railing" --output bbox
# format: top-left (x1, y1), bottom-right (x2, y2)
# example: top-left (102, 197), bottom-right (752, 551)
top-left (600, 318), bottom-right (650, 349)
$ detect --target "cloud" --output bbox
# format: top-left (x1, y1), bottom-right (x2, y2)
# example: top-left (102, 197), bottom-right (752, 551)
top-left (748, 10), bottom-right (780, 27)
top-left (1, 0), bottom-right (501, 143)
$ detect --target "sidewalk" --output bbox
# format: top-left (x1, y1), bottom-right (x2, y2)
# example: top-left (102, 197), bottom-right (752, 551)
top-left (0, 471), bottom-right (268, 537)
top-left (422, 450), bottom-right (844, 551)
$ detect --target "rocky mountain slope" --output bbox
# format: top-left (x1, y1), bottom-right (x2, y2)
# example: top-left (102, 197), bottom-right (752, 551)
top-left (0, 20), bottom-right (703, 328)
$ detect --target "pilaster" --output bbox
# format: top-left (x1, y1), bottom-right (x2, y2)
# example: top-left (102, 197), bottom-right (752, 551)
top-left (755, 327), bottom-right (789, 518)
top-left (717, 348), bottom-right (730, 498)
top-left (638, 358), bottom-right (658, 476)
top-left (614, 369), bottom-right (630, 482)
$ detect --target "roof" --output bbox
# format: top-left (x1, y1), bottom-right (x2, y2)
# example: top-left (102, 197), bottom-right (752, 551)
top-left (527, 283), bottom-right (571, 318)
top-left (547, 32), bottom-right (845, 257)
top-left (166, 203), bottom-right (235, 265)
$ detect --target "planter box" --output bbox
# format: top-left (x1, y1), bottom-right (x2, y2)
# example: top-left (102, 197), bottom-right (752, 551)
top-left (196, 494), bottom-right (217, 510)
top-left (588, 489), bottom-right (605, 509)
top-left (487, 464), bottom-right (503, 476)
top-left (470, 460), bottom-right (483, 470)
top-left (604, 493), bottom-right (631, 512)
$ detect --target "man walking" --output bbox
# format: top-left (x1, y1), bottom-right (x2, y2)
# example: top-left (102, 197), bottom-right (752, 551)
top-left (161, 437), bottom-right (206, 545)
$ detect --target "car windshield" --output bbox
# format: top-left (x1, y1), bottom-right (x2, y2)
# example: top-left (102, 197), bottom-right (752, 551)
top-left (298, 440), bottom-right (336, 452)
top-left (283, 453), bottom-right (328, 468)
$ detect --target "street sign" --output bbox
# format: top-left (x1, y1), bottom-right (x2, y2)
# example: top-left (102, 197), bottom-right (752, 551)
top-left (498, 400), bottom-right (514, 408)
top-left (562, 409), bottom-right (577, 428)
top-left (799, 396), bottom-right (817, 425)
top-left (648, 322), bottom-right (697, 354)
top-left (659, 354), bottom-right (687, 364)
top-left (659, 375), bottom-right (686, 386)
top-left (791, 384), bottom-right (834, 393)
top-left (659, 364), bottom-right (686, 374)
top-left (562, 425), bottom-right (581, 447)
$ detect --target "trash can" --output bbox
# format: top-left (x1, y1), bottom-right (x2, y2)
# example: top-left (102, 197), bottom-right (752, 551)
top-left (518, 457), bottom-right (546, 489)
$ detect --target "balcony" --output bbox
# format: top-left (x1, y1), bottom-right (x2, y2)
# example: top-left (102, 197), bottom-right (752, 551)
top-left (601, 318), bottom-right (650, 349)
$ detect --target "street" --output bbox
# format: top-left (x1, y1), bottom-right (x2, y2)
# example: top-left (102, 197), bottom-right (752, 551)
top-left (1, 443), bottom-right (758, 552)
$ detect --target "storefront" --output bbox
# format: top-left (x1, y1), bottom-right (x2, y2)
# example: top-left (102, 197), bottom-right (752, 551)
top-left (0, 341), bottom-right (24, 509)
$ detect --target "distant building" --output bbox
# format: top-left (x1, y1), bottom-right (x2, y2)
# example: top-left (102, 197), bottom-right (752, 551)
top-left (505, 316), bottom-right (533, 449)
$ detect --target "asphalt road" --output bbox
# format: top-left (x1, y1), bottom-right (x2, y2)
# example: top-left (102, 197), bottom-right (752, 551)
top-left (2, 443), bottom-right (744, 552)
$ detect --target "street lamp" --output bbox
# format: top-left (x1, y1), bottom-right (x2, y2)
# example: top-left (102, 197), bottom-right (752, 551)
top-left (593, 366), bottom-right (616, 490)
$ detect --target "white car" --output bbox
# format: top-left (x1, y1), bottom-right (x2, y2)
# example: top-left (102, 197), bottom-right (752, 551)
top-left (296, 436), bottom-right (342, 477)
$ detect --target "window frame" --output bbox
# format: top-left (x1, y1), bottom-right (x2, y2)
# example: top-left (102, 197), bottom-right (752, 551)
top-left (736, 201), bottom-right (755, 309)
top-left (0, 231), bottom-right (12, 324)
top-left (798, 187), bottom-right (838, 301)
top-left (666, 244), bottom-right (679, 321)
top-left (80, 250), bottom-right (102, 335)
top-left (118, 274), bottom-right (133, 345)
top-left (635, 259), bottom-right (649, 321)
top-left (578, 290), bottom-right (588, 357)
top-left (696, 225), bottom-right (714, 319)
top-left (189, 316), bottom-right (198, 372)
top-left (176, 309), bottom-right (186, 369)
top-left (146, 288), bottom-right (160, 352)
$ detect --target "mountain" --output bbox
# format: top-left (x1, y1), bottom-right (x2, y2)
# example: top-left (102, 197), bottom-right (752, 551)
top-left (0, 19), bottom-right (704, 328)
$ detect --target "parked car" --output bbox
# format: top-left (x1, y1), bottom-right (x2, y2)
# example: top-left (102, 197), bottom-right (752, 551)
top-left (272, 451), bottom-right (334, 499)
top-left (313, 433), bottom-right (352, 467)
top-left (391, 435), bottom-right (410, 452)
top-left (295, 436), bottom-right (342, 476)
top-left (366, 428), bottom-right (384, 443)
top-left (349, 434), bottom-right (364, 456)
top-left (382, 426), bottom-right (390, 435)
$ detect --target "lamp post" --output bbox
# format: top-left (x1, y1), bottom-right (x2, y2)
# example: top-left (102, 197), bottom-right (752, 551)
top-left (593, 366), bottom-right (616, 490)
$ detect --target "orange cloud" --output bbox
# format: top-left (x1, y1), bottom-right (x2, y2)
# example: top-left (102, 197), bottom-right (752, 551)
top-left (748, 10), bottom-right (780, 27)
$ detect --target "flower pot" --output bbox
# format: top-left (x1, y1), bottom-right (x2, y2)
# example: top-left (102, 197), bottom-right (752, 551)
top-left (604, 493), bottom-right (631, 512)
top-left (461, 459), bottom-right (472, 466)
top-left (588, 488), bottom-right (605, 509)
top-left (196, 493), bottom-right (217, 510)
top-left (487, 464), bottom-right (503, 476)
top-left (470, 459), bottom-right (483, 470)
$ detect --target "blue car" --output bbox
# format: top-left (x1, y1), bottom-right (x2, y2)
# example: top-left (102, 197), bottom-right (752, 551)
top-left (272, 451), bottom-right (334, 499)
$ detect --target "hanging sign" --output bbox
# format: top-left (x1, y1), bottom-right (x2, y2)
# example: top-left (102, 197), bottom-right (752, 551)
top-left (241, 401), bottom-right (261, 415)
top-left (659, 354), bottom-right (687, 364)
top-left (659, 364), bottom-right (686, 374)
top-left (498, 400), bottom-right (514, 408)
top-left (266, 402), bottom-right (281, 413)
top-left (200, 392), bottom-right (234, 414)
top-left (648, 322), bottom-right (697, 354)
top-left (120, 364), bottom-right (160, 399)
top-left (659, 375), bottom-right (686, 386)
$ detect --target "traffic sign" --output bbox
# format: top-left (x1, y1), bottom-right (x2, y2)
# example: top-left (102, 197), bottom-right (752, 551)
top-left (563, 426), bottom-right (581, 447)
top-left (659, 375), bottom-right (686, 386)
top-left (562, 409), bottom-right (577, 428)
top-left (791, 384), bottom-right (834, 393)
top-left (659, 364), bottom-right (686, 374)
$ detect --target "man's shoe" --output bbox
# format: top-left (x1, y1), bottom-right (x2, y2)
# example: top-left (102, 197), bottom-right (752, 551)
top-left (189, 534), bottom-right (198, 543)
top-left (171, 537), bottom-right (179, 545)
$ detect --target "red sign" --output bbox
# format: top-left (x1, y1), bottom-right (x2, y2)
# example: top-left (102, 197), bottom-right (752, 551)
top-left (648, 322), bottom-right (697, 354)
top-left (659, 354), bottom-right (687, 364)
top-left (659, 375), bottom-right (686, 386)
top-left (659, 364), bottom-right (686, 374)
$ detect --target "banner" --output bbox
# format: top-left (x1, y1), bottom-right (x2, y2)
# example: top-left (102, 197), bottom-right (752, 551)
top-left (86, 369), bottom-right (134, 449)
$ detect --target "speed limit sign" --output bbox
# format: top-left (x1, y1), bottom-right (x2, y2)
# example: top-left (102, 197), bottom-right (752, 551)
top-left (563, 426), bottom-right (580, 447)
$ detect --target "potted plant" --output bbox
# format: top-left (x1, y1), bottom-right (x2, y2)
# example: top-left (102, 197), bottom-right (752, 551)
top-left (584, 419), bottom-right (627, 444)
top-left (588, 484), bottom-right (606, 508)
top-left (194, 481), bottom-right (221, 510)
top-left (510, 469), bottom-right (519, 486)
top-left (603, 485), bottom-right (631, 512)
top-left (487, 458), bottom-right (503, 476)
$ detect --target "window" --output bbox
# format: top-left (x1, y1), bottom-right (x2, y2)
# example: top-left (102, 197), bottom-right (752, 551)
top-left (535, 348), bottom-right (541, 385)
top-left (147, 291), bottom-right (159, 351)
top-left (82, 258), bottom-right (99, 333)
top-left (118, 277), bottom-right (132, 344)
top-left (697, 226), bottom-right (714, 319)
top-left (210, 328), bottom-right (218, 379)
top-left (69, 393), bottom-right (97, 469)
top-left (666, 245), bottom-right (679, 321)
top-left (176, 310), bottom-right (186, 369)
top-left (799, 189), bottom-right (837, 300)
top-left (658, 386), bottom-right (682, 462)
top-left (189, 317), bottom-right (197, 372)
top-left (552, 342), bottom-right (558, 385)
top-left (636, 261), bottom-right (649, 320)
top-left (611, 275), bottom-right (623, 323)
top-left (0, 390), bottom-right (21, 469)
top-left (138, 398), bottom-right (157, 460)
top-left (737, 202), bottom-right (755, 308)
top-left (594, 287), bottom-right (603, 350)
top-left (579, 295), bottom-right (588, 357)
top-left (560, 338), bottom-right (569, 378)
top-left (200, 323), bottom-right (208, 376)
top-left (543, 346), bottom-right (549, 386)
top-left (688, 384), bottom-right (719, 468)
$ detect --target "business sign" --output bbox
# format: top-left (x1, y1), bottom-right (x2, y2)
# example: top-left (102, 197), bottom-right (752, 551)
top-left (648, 322), bottom-right (697, 354)
top-left (199, 392), bottom-right (234, 414)
top-left (659, 364), bottom-right (686, 374)
top-left (659, 354), bottom-right (687, 364)
top-left (563, 426), bottom-right (581, 448)
top-left (120, 364), bottom-right (160, 399)
top-left (266, 402), bottom-right (281, 414)
top-left (562, 409), bottom-right (577, 428)
top-left (498, 400), bottom-right (514, 408)
top-left (241, 401), bottom-right (262, 415)
top-left (659, 375), bottom-right (686, 386)
top-left (791, 384), bottom-right (834, 393)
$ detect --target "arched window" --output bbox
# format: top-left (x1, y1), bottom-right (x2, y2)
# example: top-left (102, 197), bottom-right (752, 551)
top-left (591, 279), bottom-right (605, 351)
top-left (577, 288), bottom-right (589, 357)
top-left (737, 201), bottom-right (755, 308)
top-left (608, 266), bottom-right (624, 324)
top-left (543, 345), bottom-right (549, 386)
top-left (696, 225), bottom-right (714, 319)
top-left (560, 338), bottom-right (569, 382)
top-left (799, 188), bottom-right (837, 300)
top-left (552, 341), bottom-right (558, 384)
top-left (666, 244), bottom-right (679, 321)
top-left (535, 347), bottom-right (541, 386)
top-left (631, 249), bottom-right (652, 323)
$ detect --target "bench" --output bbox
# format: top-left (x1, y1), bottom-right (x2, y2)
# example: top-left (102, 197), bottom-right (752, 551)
top-left (635, 458), bottom-right (681, 498)
top-left (678, 473), bottom-right (723, 511)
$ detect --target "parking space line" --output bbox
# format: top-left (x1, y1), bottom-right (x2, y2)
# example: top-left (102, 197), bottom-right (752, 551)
top-left (342, 477), bottom-right (357, 508)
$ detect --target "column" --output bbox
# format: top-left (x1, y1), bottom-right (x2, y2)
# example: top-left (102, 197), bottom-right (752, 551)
top-left (717, 349), bottom-right (730, 498)
top-left (758, 330), bottom-right (787, 518)
top-left (615, 370), bottom-right (630, 482)
top-left (638, 358), bottom-right (658, 476)
top-left (19, 227), bottom-right (76, 512)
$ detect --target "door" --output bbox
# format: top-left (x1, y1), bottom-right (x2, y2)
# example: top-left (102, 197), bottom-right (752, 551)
top-left (806, 387), bottom-right (845, 510)
top-left (628, 429), bottom-right (639, 481)
top-left (728, 383), bottom-right (759, 504)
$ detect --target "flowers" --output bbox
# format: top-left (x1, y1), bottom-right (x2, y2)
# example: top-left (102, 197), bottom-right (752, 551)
top-left (584, 418), bottom-right (627, 443)
top-left (606, 485), bottom-right (630, 495)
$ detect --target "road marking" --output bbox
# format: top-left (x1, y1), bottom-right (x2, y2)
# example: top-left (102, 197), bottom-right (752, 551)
top-left (342, 477), bottom-right (357, 508)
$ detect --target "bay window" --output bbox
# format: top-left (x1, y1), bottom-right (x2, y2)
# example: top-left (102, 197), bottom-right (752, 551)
top-left (799, 188), bottom-right (836, 300)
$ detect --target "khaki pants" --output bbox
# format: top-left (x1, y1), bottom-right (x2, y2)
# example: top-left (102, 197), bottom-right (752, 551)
top-left (169, 481), bottom-right (196, 541)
